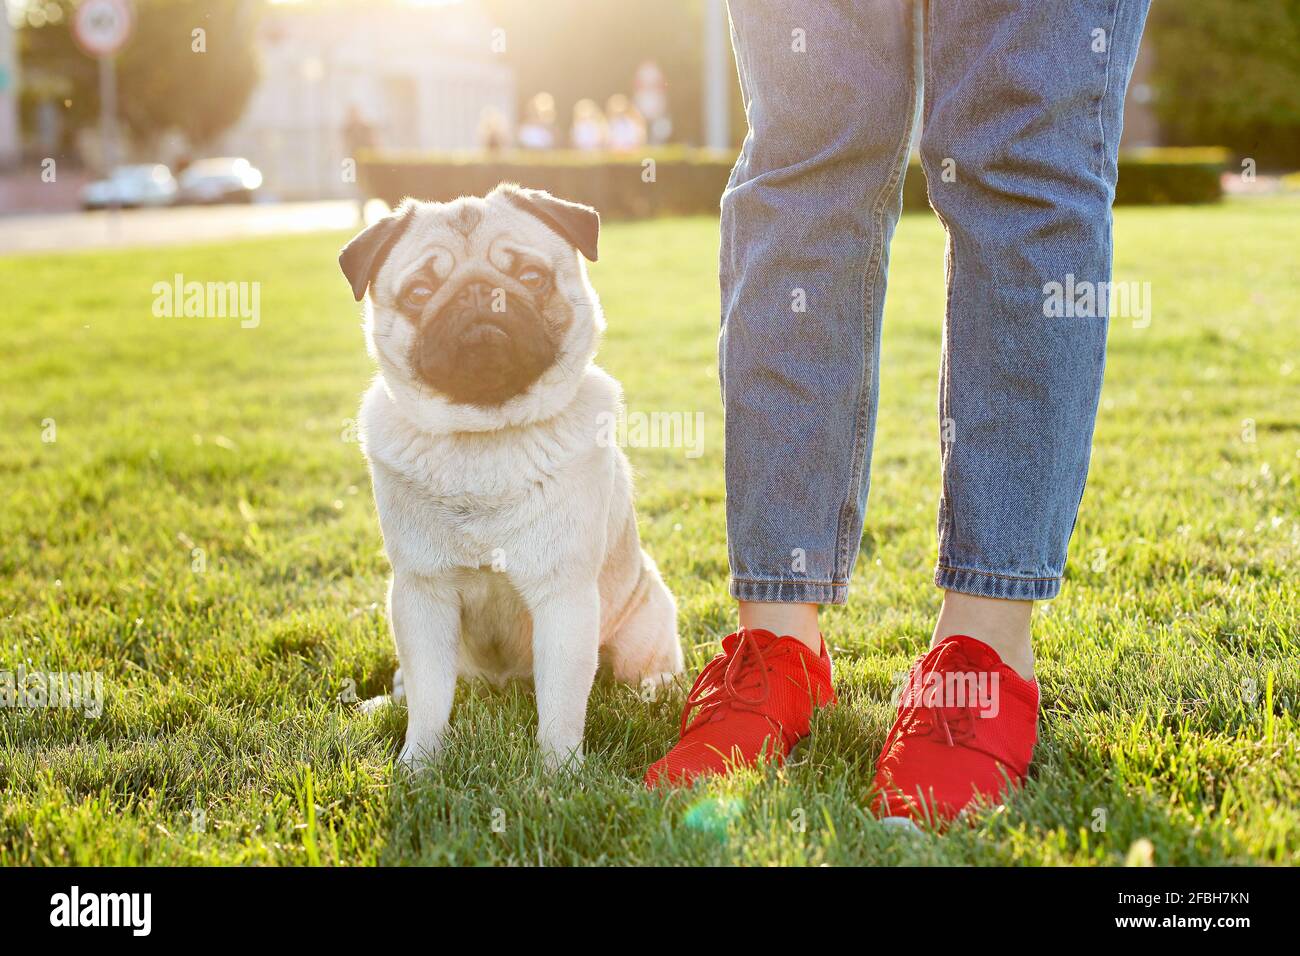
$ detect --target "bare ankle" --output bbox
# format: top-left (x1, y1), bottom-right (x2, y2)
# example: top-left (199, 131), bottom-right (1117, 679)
top-left (737, 601), bottom-right (823, 654)
top-left (933, 591), bottom-right (1035, 680)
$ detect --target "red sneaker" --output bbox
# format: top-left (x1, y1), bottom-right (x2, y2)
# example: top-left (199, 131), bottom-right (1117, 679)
top-left (644, 628), bottom-right (835, 787)
top-left (872, 635), bottom-right (1038, 824)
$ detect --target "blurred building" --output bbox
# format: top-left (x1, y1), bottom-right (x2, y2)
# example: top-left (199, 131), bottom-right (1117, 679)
top-left (217, 0), bottom-right (514, 200)
top-left (0, 0), bottom-right (19, 166)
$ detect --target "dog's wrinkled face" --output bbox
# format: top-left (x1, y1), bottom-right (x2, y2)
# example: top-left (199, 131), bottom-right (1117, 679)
top-left (340, 185), bottom-right (601, 429)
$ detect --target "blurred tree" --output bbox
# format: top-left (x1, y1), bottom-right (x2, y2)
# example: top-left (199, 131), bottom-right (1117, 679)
top-left (17, 0), bottom-right (262, 154)
top-left (117, 0), bottom-right (262, 149)
top-left (1147, 0), bottom-right (1300, 168)
top-left (481, 0), bottom-right (745, 146)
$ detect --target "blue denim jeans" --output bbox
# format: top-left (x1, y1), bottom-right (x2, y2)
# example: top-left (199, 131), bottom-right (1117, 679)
top-left (720, 0), bottom-right (1150, 604)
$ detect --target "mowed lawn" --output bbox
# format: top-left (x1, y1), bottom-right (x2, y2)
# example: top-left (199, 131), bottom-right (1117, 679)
top-left (1, 197), bottom-right (1297, 866)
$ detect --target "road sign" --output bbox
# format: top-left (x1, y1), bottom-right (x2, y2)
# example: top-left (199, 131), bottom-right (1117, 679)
top-left (73, 0), bottom-right (134, 195)
top-left (73, 0), bottom-right (134, 59)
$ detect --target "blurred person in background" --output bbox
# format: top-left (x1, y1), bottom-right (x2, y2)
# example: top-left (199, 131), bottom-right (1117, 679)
top-left (342, 105), bottom-right (378, 218)
top-left (569, 98), bottom-right (607, 151)
top-left (517, 92), bottom-right (559, 150)
top-left (633, 60), bottom-right (672, 145)
top-left (342, 105), bottom-right (377, 162)
top-left (605, 94), bottom-right (648, 152)
top-left (477, 107), bottom-right (510, 153)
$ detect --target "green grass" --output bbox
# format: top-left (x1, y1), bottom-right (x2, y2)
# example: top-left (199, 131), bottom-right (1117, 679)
top-left (1, 197), bottom-right (1297, 866)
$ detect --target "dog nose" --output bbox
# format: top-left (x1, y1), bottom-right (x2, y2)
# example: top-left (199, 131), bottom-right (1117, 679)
top-left (453, 281), bottom-right (496, 313)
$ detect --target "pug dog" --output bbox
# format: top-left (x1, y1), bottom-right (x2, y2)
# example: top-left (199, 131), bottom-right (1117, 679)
top-left (340, 184), bottom-right (682, 768)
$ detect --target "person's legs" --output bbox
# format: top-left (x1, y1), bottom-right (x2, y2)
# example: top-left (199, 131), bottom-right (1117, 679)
top-left (921, 0), bottom-right (1151, 617)
top-left (721, 0), bottom-right (920, 619)
top-left (647, 0), bottom-right (920, 786)
top-left (873, 0), bottom-right (1151, 820)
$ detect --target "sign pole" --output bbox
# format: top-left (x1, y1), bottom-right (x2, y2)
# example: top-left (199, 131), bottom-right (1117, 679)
top-left (99, 54), bottom-right (117, 175)
top-left (75, 0), bottom-right (133, 228)
top-left (100, 53), bottom-right (119, 230)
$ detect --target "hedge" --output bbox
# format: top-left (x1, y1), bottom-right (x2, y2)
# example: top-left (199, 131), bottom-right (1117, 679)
top-left (1110, 147), bottom-right (1230, 205)
top-left (359, 146), bottom-right (1226, 219)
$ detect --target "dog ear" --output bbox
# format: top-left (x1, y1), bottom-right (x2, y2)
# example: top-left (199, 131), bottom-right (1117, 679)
top-left (497, 184), bottom-right (599, 262)
top-left (339, 205), bottom-right (413, 302)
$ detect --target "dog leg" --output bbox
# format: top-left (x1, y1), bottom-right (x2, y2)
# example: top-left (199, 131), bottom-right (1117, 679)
top-left (607, 556), bottom-right (683, 699)
top-left (358, 665), bottom-right (402, 714)
top-left (528, 581), bottom-right (600, 769)
top-left (390, 572), bottom-right (460, 768)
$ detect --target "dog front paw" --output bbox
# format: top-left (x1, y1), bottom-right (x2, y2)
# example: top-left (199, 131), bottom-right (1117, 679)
top-left (398, 732), bottom-right (444, 771)
top-left (539, 740), bottom-right (584, 773)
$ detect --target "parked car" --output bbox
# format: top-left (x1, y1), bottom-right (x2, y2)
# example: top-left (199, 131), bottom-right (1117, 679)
top-left (81, 164), bottom-right (178, 210)
top-left (177, 157), bottom-right (264, 205)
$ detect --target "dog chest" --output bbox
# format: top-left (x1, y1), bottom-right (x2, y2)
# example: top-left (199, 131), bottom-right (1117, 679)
top-left (455, 568), bottom-right (533, 683)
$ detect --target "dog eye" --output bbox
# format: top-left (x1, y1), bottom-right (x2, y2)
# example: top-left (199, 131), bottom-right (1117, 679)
top-left (401, 283), bottom-right (435, 310)
top-left (517, 266), bottom-right (549, 291)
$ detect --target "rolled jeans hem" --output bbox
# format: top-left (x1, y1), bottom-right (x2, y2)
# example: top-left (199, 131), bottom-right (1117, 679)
top-left (934, 564), bottom-right (1061, 602)
top-left (729, 577), bottom-right (848, 606)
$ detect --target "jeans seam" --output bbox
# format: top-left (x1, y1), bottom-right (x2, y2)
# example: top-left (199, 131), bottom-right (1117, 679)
top-left (923, 0), bottom-right (935, 118)
top-left (921, 0), bottom-right (960, 566)
top-left (1069, 0), bottom-right (1122, 562)
top-left (731, 574), bottom-right (848, 587)
top-left (1096, 0), bottom-right (1121, 178)
top-left (835, 1), bottom-right (923, 584)
top-left (731, 578), bottom-right (849, 605)
top-left (934, 564), bottom-right (1062, 583)
top-left (934, 566), bottom-right (1062, 601)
